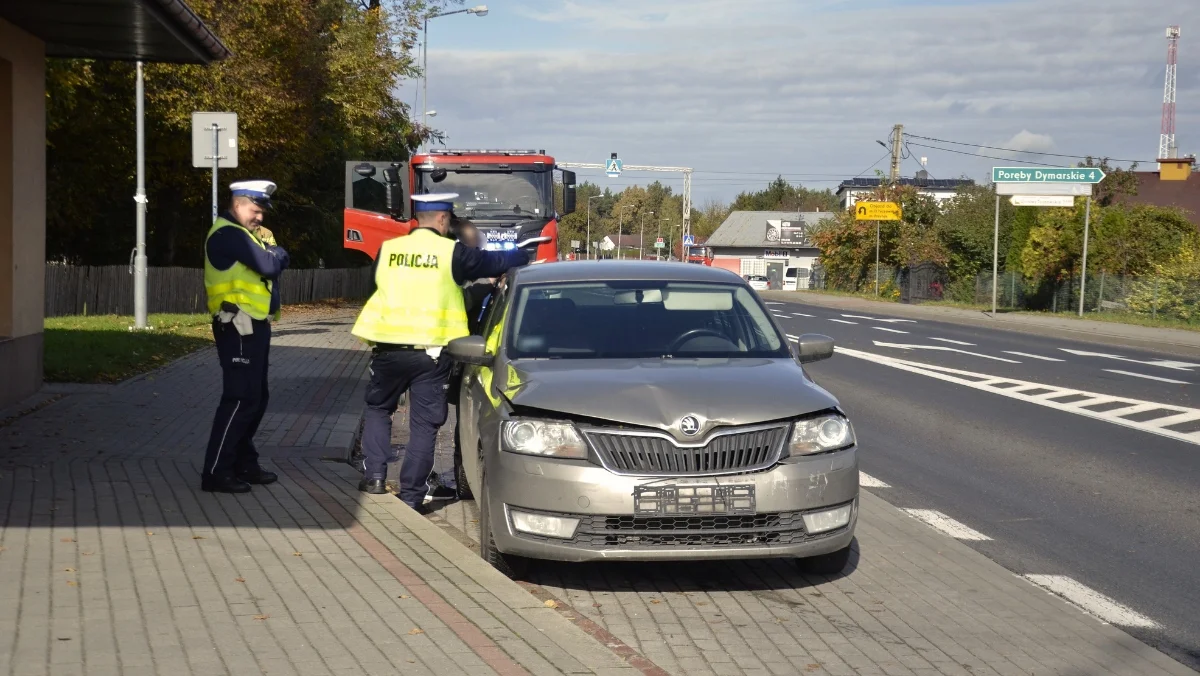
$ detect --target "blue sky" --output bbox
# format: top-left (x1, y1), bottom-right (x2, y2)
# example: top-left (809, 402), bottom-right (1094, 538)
top-left (413, 0), bottom-right (1200, 203)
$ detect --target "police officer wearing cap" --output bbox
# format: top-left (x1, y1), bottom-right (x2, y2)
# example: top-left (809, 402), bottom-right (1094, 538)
top-left (201, 180), bottom-right (291, 493)
top-left (352, 193), bottom-right (548, 512)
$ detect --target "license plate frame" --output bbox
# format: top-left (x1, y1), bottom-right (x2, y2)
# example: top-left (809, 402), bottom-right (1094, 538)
top-left (633, 484), bottom-right (756, 516)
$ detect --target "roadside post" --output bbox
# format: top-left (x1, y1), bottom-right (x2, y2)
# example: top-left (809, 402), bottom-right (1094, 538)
top-left (853, 201), bottom-right (902, 296)
top-left (132, 62), bottom-right (150, 330)
top-left (990, 168), bottom-right (1103, 316)
top-left (191, 112), bottom-right (239, 222)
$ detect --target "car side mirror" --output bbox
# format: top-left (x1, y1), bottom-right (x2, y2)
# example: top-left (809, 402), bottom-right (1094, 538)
top-left (382, 166), bottom-right (406, 217)
top-left (561, 170), bottom-right (577, 215)
top-left (794, 333), bottom-right (835, 363)
top-left (446, 335), bottom-right (492, 366)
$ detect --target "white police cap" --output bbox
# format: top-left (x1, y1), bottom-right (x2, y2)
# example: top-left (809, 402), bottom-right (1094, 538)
top-left (230, 180), bottom-right (277, 207)
top-left (412, 192), bottom-right (458, 212)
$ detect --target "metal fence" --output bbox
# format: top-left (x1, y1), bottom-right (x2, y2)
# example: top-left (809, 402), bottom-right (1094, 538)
top-left (44, 264), bottom-right (372, 317)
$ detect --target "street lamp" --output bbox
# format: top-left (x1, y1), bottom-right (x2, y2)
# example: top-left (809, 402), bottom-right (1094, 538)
top-left (659, 216), bottom-right (674, 261)
top-left (639, 211), bottom-right (654, 260)
top-left (618, 205), bottom-right (634, 260)
top-left (586, 195), bottom-right (603, 260)
top-left (422, 5), bottom-right (487, 148)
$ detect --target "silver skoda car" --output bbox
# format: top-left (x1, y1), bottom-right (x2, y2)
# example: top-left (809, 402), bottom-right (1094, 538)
top-left (446, 261), bottom-right (858, 578)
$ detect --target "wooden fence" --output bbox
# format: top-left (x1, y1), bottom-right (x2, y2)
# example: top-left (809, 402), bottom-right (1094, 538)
top-left (44, 264), bottom-right (372, 317)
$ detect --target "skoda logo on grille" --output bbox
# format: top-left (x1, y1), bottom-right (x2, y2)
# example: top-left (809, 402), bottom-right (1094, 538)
top-left (678, 415), bottom-right (701, 436)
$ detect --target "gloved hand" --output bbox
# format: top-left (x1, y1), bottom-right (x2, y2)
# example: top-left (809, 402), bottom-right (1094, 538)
top-left (253, 226), bottom-right (277, 246)
top-left (516, 236), bottom-right (552, 249)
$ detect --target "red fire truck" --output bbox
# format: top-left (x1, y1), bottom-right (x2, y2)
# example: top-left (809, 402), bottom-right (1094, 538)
top-left (686, 244), bottom-right (714, 265)
top-left (343, 149), bottom-right (575, 263)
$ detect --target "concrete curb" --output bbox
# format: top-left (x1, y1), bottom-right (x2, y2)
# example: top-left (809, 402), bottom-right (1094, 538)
top-left (763, 290), bottom-right (1200, 357)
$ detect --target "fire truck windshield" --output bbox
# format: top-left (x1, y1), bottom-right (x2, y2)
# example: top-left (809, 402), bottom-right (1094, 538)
top-left (415, 168), bottom-right (551, 222)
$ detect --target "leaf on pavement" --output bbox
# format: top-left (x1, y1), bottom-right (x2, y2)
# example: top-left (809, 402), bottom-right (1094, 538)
top-left (235, 577), bottom-right (246, 583)
top-left (543, 599), bottom-right (558, 609)
top-left (292, 552), bottom-right (303, 557)
top-left (253, 614), bottom-right (269, 621)
top-left (192, 535), bottom-right (205, 539)
top-left (408, 628), bottom-right (424, 635)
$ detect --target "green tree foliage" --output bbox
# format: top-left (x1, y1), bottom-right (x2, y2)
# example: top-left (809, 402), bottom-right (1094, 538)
top-left (730, 177), bottom-right (839, 213)
top-left (46, 0), bottom-right (458, 267)
top-left (1125, 235), bottom-right (1200, 321)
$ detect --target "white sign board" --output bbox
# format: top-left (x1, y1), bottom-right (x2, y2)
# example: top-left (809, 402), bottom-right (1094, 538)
top-left (995, 182), bottom-right (1091, 196)
top-left (1011, 195), bottom-right (1076, 207)
top-left (191, 112), bottom-right (238, 168)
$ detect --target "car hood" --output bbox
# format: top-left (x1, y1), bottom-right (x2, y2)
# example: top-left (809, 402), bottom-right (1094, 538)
top-left (501, 358), bottom-right (840, 434)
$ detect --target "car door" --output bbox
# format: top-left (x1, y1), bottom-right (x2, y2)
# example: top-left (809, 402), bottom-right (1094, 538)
top-left (459, 280), bottom-right (511, 496)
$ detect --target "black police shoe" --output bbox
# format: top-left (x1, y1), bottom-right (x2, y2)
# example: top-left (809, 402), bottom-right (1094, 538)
top-left (201, 475), bottom-right (252, 494)
top-left (236, 467), bottom-right (279, 485)
top-left (359, 478), bottom-right (387, 494)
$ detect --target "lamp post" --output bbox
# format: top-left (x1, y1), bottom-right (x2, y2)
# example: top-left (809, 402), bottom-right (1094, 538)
top-left (639, 211), bottom-right (654, 260)
top-left (618, 205), bottom-right (634, 260)
top-left (422, 5), bottom-right (487, 149)
top-left (586, 195), bottom-right (603, 260)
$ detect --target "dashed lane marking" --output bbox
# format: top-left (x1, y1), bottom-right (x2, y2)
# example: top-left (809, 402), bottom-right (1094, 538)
top-left (929, 337), bottom-right (975, 346)
top-left (872, 327), bottom-right (909, 334)
top-left (841, 314), bottom-right (916, 324)
top-left (836, 346), bottom-right (1200, 446)
top-left (791, 312), bottom-right (814, 317)
top-left (859, 473), bottom-right (890, 488)
top-left (901, 509), bottom-right (992, 540)
top-left (1003, 351), bottom-right (1064, 362)
top-left (828, 319), bottom-right (857, 325)
top-left (1023, 575), bottom-right (1159, 628)
top-left (786, 334), bottom-right (799, 342)
top-left (1104, 369), bottom-right (1190, 385)
top-left (1059, 348), bottom-right (1200, 372)
top-left (765, 302), bottom-right (784, 305)
top-left (872, 340), bottom-right (1021, 363)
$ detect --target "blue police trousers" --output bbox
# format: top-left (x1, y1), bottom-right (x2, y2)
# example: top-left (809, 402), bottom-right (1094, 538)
top-left (203, 317), bottom-right (271, 480)
top-left (360, 348), bottom-right (453, 509)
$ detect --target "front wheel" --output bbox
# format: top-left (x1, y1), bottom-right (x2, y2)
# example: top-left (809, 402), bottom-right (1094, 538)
top-left (797, 544), bottom-right (852, 575)
top-left (478, 470), bottom-right (530, 580)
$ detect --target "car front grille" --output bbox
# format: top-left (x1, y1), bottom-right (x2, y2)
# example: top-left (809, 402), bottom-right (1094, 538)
top-left (515, 510), bottom-right (818, 549)
top-left (582, 424), bottom-right (788, 476)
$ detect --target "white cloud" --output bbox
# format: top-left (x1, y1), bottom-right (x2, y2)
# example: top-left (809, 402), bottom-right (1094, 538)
top-left (420, 0), bottom-right (1200, 200)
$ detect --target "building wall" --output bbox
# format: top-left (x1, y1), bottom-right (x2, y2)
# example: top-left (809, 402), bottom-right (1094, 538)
top-left (0, 17), bottom-right (46, 409)
top-left (839, 188), bottom-right (959, 210)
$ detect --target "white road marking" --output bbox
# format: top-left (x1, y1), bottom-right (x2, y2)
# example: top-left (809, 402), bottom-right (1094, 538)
top-left (842, 314), bottom-right (916, 324)
top-left (1059, 348), bottom-right (1200, 372)
top-left (1003, 351), bottom-right (1065, 362)
top-left (828, 319), bottom-right (857, 325)
top-left (765, 302), bottom-right (784, 305)
top-left (1103, 369), bottom-right (1190, 385)
top-left (901, 509), bottom-right (992, 540)
top-left (836, 346), bottom-right (1200, 446)
top-left (1022, 575), bottom-right (1158, 628)
top-left (786, 334), bottom-right (800, 342)
top-left (872, 327), bottom-right (909, 334)
top-left (929, 337), bottom-right (975, 346)
top-left (859, 473), bottom-right (890, 488)
top-left (873, 340), bottom-right (1020, 363)
top-left (791, 312), bottom-right (814, 317)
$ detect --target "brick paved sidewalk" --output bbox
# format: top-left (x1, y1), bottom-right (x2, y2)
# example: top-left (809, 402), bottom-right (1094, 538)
top-left (0, 310), bottom-right (635, 676)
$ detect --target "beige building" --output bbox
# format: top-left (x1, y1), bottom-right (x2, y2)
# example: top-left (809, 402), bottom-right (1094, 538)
top-left (0, 2), bottom-right (228, 408)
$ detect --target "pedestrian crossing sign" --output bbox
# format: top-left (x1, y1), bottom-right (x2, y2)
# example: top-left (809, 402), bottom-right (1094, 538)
top-left (683, 234), bottom-right (695, 246)
top-left (605, 158), bottom-right (623, 178)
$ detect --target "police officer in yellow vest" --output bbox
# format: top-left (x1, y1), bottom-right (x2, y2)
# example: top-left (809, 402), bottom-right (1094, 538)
top-left (201, 180), bottom-right (290, 493)
top-left (352, 193), bottom-right (546, 512)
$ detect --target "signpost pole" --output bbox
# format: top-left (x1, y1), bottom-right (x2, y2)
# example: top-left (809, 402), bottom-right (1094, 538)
top-left (210, 123), bottom-right (220, 222)
top-left (875, 222), bottom-right (880, 296)
top-left (1079, 196), bottom-right (1091, 317)
top-left (133, 61), bottom-right (148, 330)
top-left (992, 194), bottom-right (1000, 316)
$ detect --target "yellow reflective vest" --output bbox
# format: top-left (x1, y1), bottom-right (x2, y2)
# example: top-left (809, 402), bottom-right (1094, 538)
top-left (352, 229), bottom-right (469, 346)
top-left (204, 217), bottom-right (273, 320)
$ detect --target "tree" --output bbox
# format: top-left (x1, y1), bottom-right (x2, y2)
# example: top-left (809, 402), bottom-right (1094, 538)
top-left (730, 176), bottom-right (839, 213)
top-left (935, 184), bottom-right (1014, 280)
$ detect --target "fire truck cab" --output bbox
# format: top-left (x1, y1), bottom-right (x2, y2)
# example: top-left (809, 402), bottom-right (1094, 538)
top-left (343, 149), bottom-right (575, 264)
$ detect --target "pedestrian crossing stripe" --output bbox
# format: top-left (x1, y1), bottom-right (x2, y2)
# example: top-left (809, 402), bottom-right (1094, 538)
top-left (836, 347), bottom-right (1200, 447)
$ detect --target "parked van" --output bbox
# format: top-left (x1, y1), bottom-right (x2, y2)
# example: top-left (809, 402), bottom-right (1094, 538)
top-left (783, 267), bottom-right (798, 291)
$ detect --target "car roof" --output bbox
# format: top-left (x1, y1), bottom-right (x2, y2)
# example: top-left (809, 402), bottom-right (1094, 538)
top-left (511, 260), bottom-right (746, 285)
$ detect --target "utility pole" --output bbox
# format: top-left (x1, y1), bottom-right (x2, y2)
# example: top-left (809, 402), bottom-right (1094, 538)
top-left (889, 123), bottom-right (904, 183)
top-left (132, 61), bottom-right (149, 330)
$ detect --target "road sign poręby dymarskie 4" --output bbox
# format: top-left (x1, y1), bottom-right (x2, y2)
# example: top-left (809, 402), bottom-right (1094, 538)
top-left (992, 167), bottom-right (1105, 183)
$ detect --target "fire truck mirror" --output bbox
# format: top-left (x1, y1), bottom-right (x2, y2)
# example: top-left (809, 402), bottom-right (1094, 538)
top-left (561, 170), bottom-right (577, 215)
top-left (382, 167), bottom-right (406, 216)
top-left (430, 167), bottom-right (448, 183)
top-left (353, 163), bottom-right (376, 178)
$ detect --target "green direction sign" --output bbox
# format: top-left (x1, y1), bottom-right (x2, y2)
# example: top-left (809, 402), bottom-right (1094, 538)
top-left (992, 167), bottom-right (1105, 184)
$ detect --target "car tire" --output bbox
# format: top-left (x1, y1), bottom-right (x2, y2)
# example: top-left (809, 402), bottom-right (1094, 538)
top-left (478, 469), bottom-right (530, 580)
top-left (797, 544), bottom-right (852, 575)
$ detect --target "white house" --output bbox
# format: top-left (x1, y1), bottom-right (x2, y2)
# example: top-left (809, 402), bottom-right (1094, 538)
top-left (836, 171), bottom-right (974, 210)
top-left (705, 211), bottom-right (836, 288)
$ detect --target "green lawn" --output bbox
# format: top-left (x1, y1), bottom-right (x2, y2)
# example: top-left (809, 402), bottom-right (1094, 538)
top-left (43, 313), bottom-right (213, 383)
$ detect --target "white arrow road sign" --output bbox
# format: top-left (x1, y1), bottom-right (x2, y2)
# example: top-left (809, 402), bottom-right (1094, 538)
top-left (873, 341), bottom-right (1021, 363)
top-left (841, 314), bottom-right (917, 324)
top-left (1058, 349), bottom-right (1200, 371)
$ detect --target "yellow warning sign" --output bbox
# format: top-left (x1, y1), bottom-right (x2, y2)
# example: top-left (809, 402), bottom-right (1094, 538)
top-left (854, 201), bottom-right (902, 221)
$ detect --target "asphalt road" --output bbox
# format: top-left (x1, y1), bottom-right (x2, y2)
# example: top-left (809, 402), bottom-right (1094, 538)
top-left (766, 297), bottom-right (1200, 669)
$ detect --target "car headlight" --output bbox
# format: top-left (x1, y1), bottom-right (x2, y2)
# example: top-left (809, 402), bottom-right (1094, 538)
top-left (501, 419), bottom-right (588, 459)
top-left (786, 413), bottom-right (854, 456)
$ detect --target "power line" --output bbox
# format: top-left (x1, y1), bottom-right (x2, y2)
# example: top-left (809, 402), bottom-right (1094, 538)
top-left (905, 141), bottom-right (1065, 168)
top-left (906, 133), bottom-right (1153, 165)
top-left (855, 150), bottom-right (893, 179)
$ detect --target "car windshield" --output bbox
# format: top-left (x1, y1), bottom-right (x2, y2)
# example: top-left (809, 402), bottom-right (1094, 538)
top-left (507, 281), bottom-right (789, 359)
top-left (415, 168), bottom-right (550, 220)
